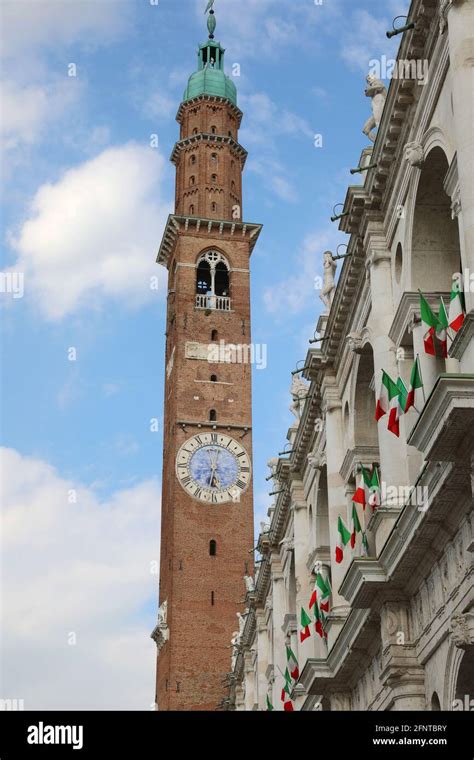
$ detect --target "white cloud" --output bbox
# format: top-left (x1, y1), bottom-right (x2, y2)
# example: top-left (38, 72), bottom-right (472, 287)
top-left (1, 0), bottom-right (130, 62)
top-left (0, 447), bottom-right (161, 710)
top-left (0, 78), bottom-right (82, 153)
top-left (8, 143), bottom-right (172, 321)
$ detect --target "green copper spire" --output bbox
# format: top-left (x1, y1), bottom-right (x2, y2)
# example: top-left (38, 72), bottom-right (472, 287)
top-left (182, 1), bottom-right (237, 106)
top-left (205, 0), bottom-right (216, 39)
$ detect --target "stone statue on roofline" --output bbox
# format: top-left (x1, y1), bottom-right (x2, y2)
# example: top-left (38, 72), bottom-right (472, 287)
top-left (319, 250), bottom-right (337, 313)
top-left (363, 74), bottom-right (388, 143)
top-left (290, 375), bottom-right (309, 421)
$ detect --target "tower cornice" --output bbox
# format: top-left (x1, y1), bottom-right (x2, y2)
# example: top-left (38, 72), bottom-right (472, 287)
top-left (157, 214), bottom-right (263, 267)
top-left (176, 94), bottom-right (243, 126)
top-left (170, 133), bottom-right (248, 168)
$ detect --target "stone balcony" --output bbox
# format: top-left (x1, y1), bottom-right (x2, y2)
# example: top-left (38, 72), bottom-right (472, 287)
top-left (195, 294), bottom-right (231, 311)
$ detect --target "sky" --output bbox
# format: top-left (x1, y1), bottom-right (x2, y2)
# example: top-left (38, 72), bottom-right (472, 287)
top-left (0, 0), bottom-right (409, 710)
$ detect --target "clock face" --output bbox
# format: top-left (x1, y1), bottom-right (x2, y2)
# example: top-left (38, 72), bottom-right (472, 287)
top-left (176, 432), bottom-right (251, 503)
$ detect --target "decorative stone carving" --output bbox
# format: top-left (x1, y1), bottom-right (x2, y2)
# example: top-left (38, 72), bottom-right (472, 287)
top-left (439, 0), bottom-right (454, 34)
top-left (157, 599), bottom-right (168, 627)
top-left (307, 453), bottom-right (323, 469)
top-left (237, 612), bottom-right (246, 637)
top-left (280, 537), bottom-right (295, 552)
top-left (363, 74), bottom-right (388, 143)
top-left (151, 599), bottom-right (169, 654)
top-left (289, 375), bottom-right (309, 422)
top-left (346, 331), bottom-right (364, 354)
top-left (450, 613), bottom-right (474, 649)
top-left (451, 187), bottom-right (462, 219)
top-left (404, 141), bottom-right (425, 168)
top-left (319, 251), bottom-right (337, 313)
top-left (244, 575), bottom-right (255, 593)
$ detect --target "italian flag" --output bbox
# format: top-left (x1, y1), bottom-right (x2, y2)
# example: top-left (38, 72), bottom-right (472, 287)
top-left (316, 572), bottom-right (330, 613)
top-left (350, 504), bottom-right (362, 549)
top-left (336, 514), bottom-right (351, 563)
top-left (405, 357), bottom-right (423, 413)
top-left (436, 298), bottom-right (449, 358)
top-left (281, 668), bottom-right (291, 709)
top-left (362, 531), bottom-right (370, 556)
top-left (375, 370), bottom-right (391, 421)
top-left (368, 465), bottom-right (381, 510)
top-left (266, 694), bottom-right (274, 711)
top-left (387, 374), bottom-right (402, 437)
top-left (419, 291), bottom-right (440, 356)
top-left (286, 645), bottom-right (299, 681)
top-left (313, 601), bottom-right (327, 639)
top-left (300, 607), bottom-right (311, 642)
top-left (352, 465), bottom-right (370, 509)
top-left (449, 275), bottom-right (465, 333)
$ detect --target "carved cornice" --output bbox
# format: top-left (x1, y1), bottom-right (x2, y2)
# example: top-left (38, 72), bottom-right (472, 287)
top-left (339, 558), bottom-right (390, 609)
top-left (408, 374), bottom-right (474, 460)
top-left (449, 312), bottom-right (474, 361)
top-left (171, 132), bottom-right (248, 168)
top-left (298, 608), bottom-right (379, 694)
top-left (339, 446), bottom-right (380, 483)
top-left (450, 612), bottom-right (474, 649)
top-left (389, 291), bottom-right (450, 347)
top-left (175, 94), bottom-right (243, 126)
top-left (157, 214), bottom-right (263, 267)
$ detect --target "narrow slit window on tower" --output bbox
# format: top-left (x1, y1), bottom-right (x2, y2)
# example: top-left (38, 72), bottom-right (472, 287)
top-left (211, 174), bottom-right (217, 184)
top-left (189, 204), bottom-right (195, 215)
top-left (209, 409), bottom-right (217, 422)
top-left (231, 180), bottom-right (235, 191)
top-left (211, 125), bottom-right (217, 134)
top-left (211, 202), bottom-right (217, 212)
top-left (209, 539), bottom-right (217, 556)
top-left (190, 155), bottom-right (196, 165)
top-left (210, 374), bottom-right (217, 383)
top-left (211, 329), bottom-right (218, 341)
top-left (211, 591), bottom-right (215, 606)
top-left (189, 175), bottom-right (195, 186)
top-left (193, 127), bottom-right (198, 135)
top-left (211, 152), bottom-right (218, 163)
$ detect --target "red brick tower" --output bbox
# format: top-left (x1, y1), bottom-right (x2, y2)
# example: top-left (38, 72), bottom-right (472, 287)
top-left (153, 10), bottom-right (262, 711)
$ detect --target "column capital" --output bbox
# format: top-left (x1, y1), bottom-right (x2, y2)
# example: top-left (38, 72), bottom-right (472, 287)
top-left (321, 376), bottom-right (342, 413)
top-left (439, 0), bottom-right (466, 34)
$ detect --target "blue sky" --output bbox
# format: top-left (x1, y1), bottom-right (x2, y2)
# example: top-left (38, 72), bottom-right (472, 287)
top-left (1, 0), bottom-right (408, 709)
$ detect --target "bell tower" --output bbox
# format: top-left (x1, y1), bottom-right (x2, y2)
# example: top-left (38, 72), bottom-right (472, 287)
top-left (153, 4), bottom-right (262, 711)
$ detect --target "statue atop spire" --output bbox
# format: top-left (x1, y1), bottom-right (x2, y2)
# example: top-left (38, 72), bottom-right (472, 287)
top-left (204, 0), bottom-right (216, 40)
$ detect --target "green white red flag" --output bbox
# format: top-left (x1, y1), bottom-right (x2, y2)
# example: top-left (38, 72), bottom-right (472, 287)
top-left (362, 531), bottom-right (370, 556)
top-left (316, 572), bottom-right (330, 613)
top-left (419, 291), bottom-right (441, 356)
top-left (352, 465), bottom-right (370, 509)
top-left (336, 514), bottom-right (351, 563)
top-left (314, 601), bottom-right (328, 639)
top-left (436, 298), bottom-right (449, 358)
top-left (286, 645), bottom-right (299, 681)
top-left (386, 374), bottom-right (402, 437)
top-left (449, 275), bottom-right (465, 333)
top-left (350, 504), bottom-right (362, 549)
top-left (405, 357), bottom-right (424, 413)
top-left (368, 465), bottom-right (381, 510)
top-left (375, 370), bottom-right (392, 421)
top-left (281, 668), bottom-right (294, 711)
top-left (300, 607), bottom-right (311, 642)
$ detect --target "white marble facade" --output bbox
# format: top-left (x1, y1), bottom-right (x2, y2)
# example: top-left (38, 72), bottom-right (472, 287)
top-left (229, 0), bottom-right (474, 712)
